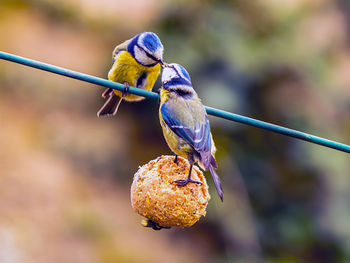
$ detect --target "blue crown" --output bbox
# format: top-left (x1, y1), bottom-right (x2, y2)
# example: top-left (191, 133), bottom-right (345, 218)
top-left (162, 63), bottom-right (194, 88)
top-left (127, 32), bottom-right (162, 54)
top-left (141, 32), bottom-right (162, 53)
top-left (163, 77), bottom-right (192, 89)
top-left (177, 64), bottom-right (191, 82)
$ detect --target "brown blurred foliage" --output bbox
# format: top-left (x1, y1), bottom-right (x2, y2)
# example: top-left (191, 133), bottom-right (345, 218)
top-left (0, 0), bottom-right (350, 262)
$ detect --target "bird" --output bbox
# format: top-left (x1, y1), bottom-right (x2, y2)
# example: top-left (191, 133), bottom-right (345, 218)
top-left (159, 63), bottom-right (223, 201)
top-left (97, 32), bottom-right (164, 117)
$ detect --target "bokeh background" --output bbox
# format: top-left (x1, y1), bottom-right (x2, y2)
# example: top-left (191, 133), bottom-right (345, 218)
top-left (0, 0), bottom-right (350, 262)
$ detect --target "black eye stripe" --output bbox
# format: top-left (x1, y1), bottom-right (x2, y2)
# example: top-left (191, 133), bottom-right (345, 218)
top-left (134, 44), bottom-right (159, 67)
top-left (145, 51), bottom-right (158, 61)
top-left (173, 67), bottom-right (181, 78)
top-left (136, 44), bottom-right (158, 61)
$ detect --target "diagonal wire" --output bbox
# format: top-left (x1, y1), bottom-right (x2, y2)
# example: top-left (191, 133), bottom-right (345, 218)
top-left (1, 50), bottom-right (349, 154)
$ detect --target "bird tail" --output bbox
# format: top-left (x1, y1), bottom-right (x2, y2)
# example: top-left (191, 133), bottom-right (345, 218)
top-left (97, 89), bottom-right (123, 117)
top-left (209, 161), bottom-right (223, 202)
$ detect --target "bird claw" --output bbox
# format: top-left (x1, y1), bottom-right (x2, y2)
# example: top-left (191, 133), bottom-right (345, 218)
top-left (102, 88), bottom-right (113, 99)
top-left (172, 179), bottom-right (202, 187)
top-left (174, 155), bottom-right (178, 164)
top-left (122, 82), bottom-right (129, 97)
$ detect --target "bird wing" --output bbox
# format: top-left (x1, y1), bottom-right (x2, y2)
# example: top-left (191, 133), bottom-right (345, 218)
top-left (160, 102), bottom-right (194, 144)
top-left (192, 115), bottom-right (213, 169)
top-left (160, 102), bottom-right (212, 166)
top-left (161, 100), bottom-right (223, 201)
top-left (112, 40), bottom-right (129, 63)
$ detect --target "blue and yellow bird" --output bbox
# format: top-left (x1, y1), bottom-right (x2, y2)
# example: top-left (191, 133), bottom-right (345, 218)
top-left (159, 63), bottom-right (224, 201)
top-left (97, 32), bottom-right (164, 117)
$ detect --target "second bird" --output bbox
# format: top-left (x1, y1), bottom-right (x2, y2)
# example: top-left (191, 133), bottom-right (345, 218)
top-left (97, 32), bottom-right (164, 117)
top-left (159, 63), bottom-right (224, 201)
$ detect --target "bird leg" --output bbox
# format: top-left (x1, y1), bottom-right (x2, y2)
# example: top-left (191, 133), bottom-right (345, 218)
top-left (142, 219), bottom-right (171, 231)
top-left (174, 155), bottom-right (178, 164)
top-left (173, 164), bottom-right (202, 186)
top-left (102, 88), bottom-right (113, 99)
top-left (122, 82), bottom-right (130, 97)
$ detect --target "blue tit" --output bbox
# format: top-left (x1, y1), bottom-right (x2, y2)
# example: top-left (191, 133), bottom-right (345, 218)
top-left (159, 63), bottom-right (223, 201)
top-left (97, 32), bottom-right (164, 117)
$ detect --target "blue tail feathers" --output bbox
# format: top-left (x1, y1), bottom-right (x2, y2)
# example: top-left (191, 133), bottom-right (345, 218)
top-left (209, 164), bottom-right (223, 202)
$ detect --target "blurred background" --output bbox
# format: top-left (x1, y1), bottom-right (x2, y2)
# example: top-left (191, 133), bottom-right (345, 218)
top-left (0, 0), bottom-right (350, 262)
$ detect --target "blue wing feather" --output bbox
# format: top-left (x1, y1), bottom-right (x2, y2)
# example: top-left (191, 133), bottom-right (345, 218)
top-left (161, 103), bottom-right (194, 144)
top-left (161, 102), bottom-right (212, 168)
top-left (193, 117), bottom-right (211, 152)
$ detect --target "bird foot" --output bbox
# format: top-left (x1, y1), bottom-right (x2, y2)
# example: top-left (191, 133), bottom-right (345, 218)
top-left (172, 178), bottom-right (202, 187)
top-left (102, 88), bottom-right (113, 99)
top-left (122, 82), bottom-right (129, 97)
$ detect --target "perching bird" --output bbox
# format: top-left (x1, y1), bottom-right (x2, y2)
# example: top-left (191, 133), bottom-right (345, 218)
top-left (97, 32), bottom-right (164, 117)
top-left (159, 63), bottom-right (223, 201)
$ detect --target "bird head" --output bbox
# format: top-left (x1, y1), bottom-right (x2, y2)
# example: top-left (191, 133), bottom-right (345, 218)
top-left (127, 32), bottom-right (164, 67)
top-left (161, 63), bottom-right (195, 98)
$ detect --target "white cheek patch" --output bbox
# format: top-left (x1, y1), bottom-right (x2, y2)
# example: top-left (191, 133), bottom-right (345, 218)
top-left (162, 67), bottom-right (178, 83)
top-left (134, 45), bottom-right (156, 66)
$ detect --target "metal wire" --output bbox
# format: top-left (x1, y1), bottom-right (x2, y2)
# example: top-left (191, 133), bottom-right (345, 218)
top-left (1, 50), bottom-right (349, 154)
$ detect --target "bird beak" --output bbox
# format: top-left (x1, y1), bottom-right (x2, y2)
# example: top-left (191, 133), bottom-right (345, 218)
top-left (159, 59), bottom-right (165, 67)
top-left (161, 62), bottom-right (169, 69)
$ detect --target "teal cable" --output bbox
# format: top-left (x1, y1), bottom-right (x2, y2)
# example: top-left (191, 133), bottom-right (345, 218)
top-left (1, 50), bottom-right (349, 154)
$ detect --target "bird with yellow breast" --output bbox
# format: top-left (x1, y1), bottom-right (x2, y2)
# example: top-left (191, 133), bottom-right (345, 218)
top-left (98, 32), bottom-right (164, 117)
top-left (159, 63), bottom-right (223, 201)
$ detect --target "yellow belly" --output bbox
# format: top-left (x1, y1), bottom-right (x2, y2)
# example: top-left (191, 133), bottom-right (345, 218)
top-left (108, 51), bottom-right (161, 102)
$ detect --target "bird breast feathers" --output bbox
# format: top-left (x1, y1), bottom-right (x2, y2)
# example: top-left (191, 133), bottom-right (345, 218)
top-left (108, 51), bottom-right (160, 85)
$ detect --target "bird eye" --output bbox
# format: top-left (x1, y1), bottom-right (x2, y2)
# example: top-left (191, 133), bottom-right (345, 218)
top-left (133, 45), bottom-right (157, 66)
